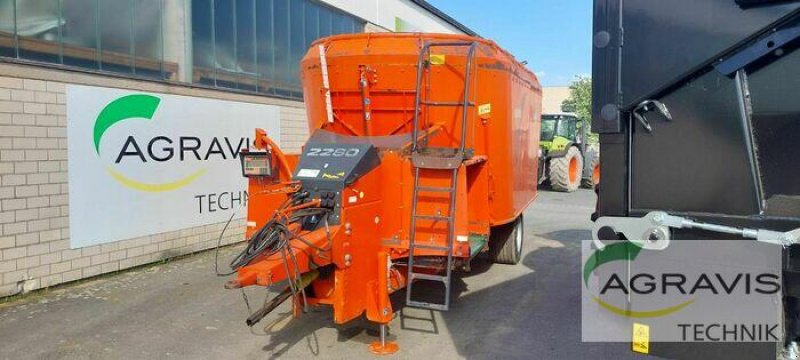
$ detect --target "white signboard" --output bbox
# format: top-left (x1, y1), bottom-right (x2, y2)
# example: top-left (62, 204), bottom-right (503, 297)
top-left (67, 85), bottom-right (280, 248)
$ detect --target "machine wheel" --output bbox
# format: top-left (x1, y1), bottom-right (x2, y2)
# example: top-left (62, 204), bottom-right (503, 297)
top-left (581, 151), bottom-right (600, 189)
top-left (549, 146), bottom-right (583, 192)
top-left (490, 216), bottom-right (523, 265)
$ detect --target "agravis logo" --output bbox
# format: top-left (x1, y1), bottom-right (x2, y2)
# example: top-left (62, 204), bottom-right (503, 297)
top-left (93, 94), bottom-right (207, 192)
top-left (582, 240), bottom-right (782, 343)
top-left (584, 241), bottom-right (781, 319)
top-left (583, 241), bottom-right (694, 318)
top-left (68, 84), bottom-right (273, 248)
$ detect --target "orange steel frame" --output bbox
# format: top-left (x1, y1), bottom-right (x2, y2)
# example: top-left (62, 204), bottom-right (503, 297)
top-left (231, 32), bottom-right (542, 345)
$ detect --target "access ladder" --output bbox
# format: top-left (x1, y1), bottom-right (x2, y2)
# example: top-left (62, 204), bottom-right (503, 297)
top-left (405, 41), bottom-right (478, 311)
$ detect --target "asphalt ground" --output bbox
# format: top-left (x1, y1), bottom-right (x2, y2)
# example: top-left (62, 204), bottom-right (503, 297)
top-left (0, 189), bottom-right (654, 359)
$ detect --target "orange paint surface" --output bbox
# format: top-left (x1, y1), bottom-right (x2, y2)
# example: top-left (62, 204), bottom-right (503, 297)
top-left (236, 33), bottom-right (541, 328)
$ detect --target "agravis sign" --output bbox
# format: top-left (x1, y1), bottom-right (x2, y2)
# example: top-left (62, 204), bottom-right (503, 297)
top-left (67, 85), bottom-right (280, 248)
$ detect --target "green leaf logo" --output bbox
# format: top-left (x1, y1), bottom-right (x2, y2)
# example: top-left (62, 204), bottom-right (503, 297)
top-left (94, 94), bottom-right (206, 192)
top-left (584, 241), bottom-right (693, 318)
top-left (94, 94), bottom-right (161, 155)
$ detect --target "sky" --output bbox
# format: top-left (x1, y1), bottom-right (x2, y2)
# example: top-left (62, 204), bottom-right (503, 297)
top-left (427, 0), bottom-right (592, 87)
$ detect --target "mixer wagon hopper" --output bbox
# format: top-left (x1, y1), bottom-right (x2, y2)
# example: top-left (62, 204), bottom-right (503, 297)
top-left (225, 33), bottom-right (542, 354)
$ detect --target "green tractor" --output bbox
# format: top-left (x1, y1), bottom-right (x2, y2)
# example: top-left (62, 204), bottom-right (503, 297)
top-left (538, 113), bottom-right (599, 192)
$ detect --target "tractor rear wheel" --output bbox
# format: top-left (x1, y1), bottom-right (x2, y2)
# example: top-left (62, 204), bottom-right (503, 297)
top-left (549, 146), bottom-right (583, 192)
top-left (490, 216), bottom-right (523, 265)
top-left (582, 151), bottom-right (600, 189)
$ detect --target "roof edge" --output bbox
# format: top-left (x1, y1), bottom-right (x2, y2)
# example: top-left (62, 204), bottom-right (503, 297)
top-left (408, 0), bottom-right (479, 37)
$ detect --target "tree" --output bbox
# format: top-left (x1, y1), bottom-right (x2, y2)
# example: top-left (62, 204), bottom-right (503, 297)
top-left (561, 76), bottom-right (597, 143)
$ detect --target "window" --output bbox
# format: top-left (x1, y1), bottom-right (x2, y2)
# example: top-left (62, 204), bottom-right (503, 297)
top-left (0, 0), bottom-right (365, 99)
top-left (213, 0), bottom-right (236, 87)
top-left (17, 0), bottom-right (61, 64)
top-left (305, 2), bottom-right (319, 46)
top-left (255, 0), bottom-right (274, 94)
top-left (0, 1), bottom-right (14, 58)
top-left (319, 6), bottom-right (332, 39)
top-left (272, 0), bottom-right (290, 93)
top-left (289, 0), bottom-right (304, 96)
top-left (541, 115), bottom-right (578, 141)
top-left (0, 0), bottom-right (168, 79)
top-left (540, 119), bottom-right (556, 142)
top-left (191, 0), bottom-right (213, 85)
top-left (61, 0), bottom-right (97, 69)
top-left (191, 0), bottom-right (365, 99)
top-left (236, 0), bottom-right (257, 92)
top-left (99, 0), bottom-right (133, 74)
top-left (562, 120), bottom-right (577, 140)
top-left (133, 0), bottom-right (163, 78)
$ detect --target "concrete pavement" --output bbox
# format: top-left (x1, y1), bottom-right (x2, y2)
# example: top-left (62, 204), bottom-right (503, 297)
top-left (0, 189), bottom-right (652, 359)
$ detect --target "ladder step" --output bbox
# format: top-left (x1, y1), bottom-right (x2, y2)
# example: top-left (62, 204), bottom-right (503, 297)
top-left (411, 273), bottom-right (449, 282)
top-left (411, 148), bottom-right (464, 169)
top-left (416, 186), bottom-right (454, 193)
top-left (413, 215), bottom-right (451, 221)
top-left (412, 244), bottom-right (451, 251)
top-left (406, 300), bottom-right (449, 311)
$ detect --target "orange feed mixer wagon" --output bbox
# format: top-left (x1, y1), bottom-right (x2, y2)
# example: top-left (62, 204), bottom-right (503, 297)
top-left (226, 33), bottom-right (541, 353)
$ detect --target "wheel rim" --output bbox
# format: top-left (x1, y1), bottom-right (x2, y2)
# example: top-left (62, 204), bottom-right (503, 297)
top-left (568, 157), bottom-right (579, 184)
top-left (514, 219), bottom-right (523, 254)
top-left (592, 164), bottom-right (600, 185)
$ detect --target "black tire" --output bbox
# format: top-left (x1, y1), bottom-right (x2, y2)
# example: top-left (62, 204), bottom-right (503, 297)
top-left (581, 151), bottom-right (600, 189)
top-left (549, 146), bottom-right (583, 192)
top-left (490, 216), bottom-right (523, 265)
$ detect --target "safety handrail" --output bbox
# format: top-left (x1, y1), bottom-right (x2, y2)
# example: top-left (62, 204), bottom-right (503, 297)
top-left (411, 41), bottom-right (478, 154)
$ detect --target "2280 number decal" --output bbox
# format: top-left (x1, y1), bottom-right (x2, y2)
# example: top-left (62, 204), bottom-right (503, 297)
top-left (306, 148), bottom-right (361, 157)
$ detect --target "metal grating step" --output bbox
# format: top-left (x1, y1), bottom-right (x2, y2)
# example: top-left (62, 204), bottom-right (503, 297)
top-left (411, 148), bottom-right (465, 169)
top-left (411, 273), bottom-right (449, 282)
top-left (406, 300), bottom-right (449, 312)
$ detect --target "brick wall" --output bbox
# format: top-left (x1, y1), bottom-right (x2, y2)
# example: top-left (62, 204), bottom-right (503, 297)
top-left (0, 63), bottom-right (310, 297)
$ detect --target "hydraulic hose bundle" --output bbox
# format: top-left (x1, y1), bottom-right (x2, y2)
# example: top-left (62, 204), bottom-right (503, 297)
top-left (229, 190), bottom-right (331, 271)
top-left (226, 188), bottom-right (333, 327)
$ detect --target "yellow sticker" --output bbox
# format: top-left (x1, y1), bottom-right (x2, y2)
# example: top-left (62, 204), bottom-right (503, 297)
top-left (478, 103), bottom-right (492, 116)
top-left (430, 54), bottom-right (446, 65)
top-left (632, 323), bottom-right (650, 354)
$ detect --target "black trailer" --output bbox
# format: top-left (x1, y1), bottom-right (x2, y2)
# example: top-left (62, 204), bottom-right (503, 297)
top-left (592, 0), bottom-right (800, 358)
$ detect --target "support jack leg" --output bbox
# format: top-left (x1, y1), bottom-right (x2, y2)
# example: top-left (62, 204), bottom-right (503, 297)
top-left (369, 323), bottom-right (399, 355)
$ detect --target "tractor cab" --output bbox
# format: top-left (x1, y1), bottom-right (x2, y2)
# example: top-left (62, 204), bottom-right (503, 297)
top-left (540, 113), bottom-right (580, 151)
top-left (538, 113), bottom-right (597, 192)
